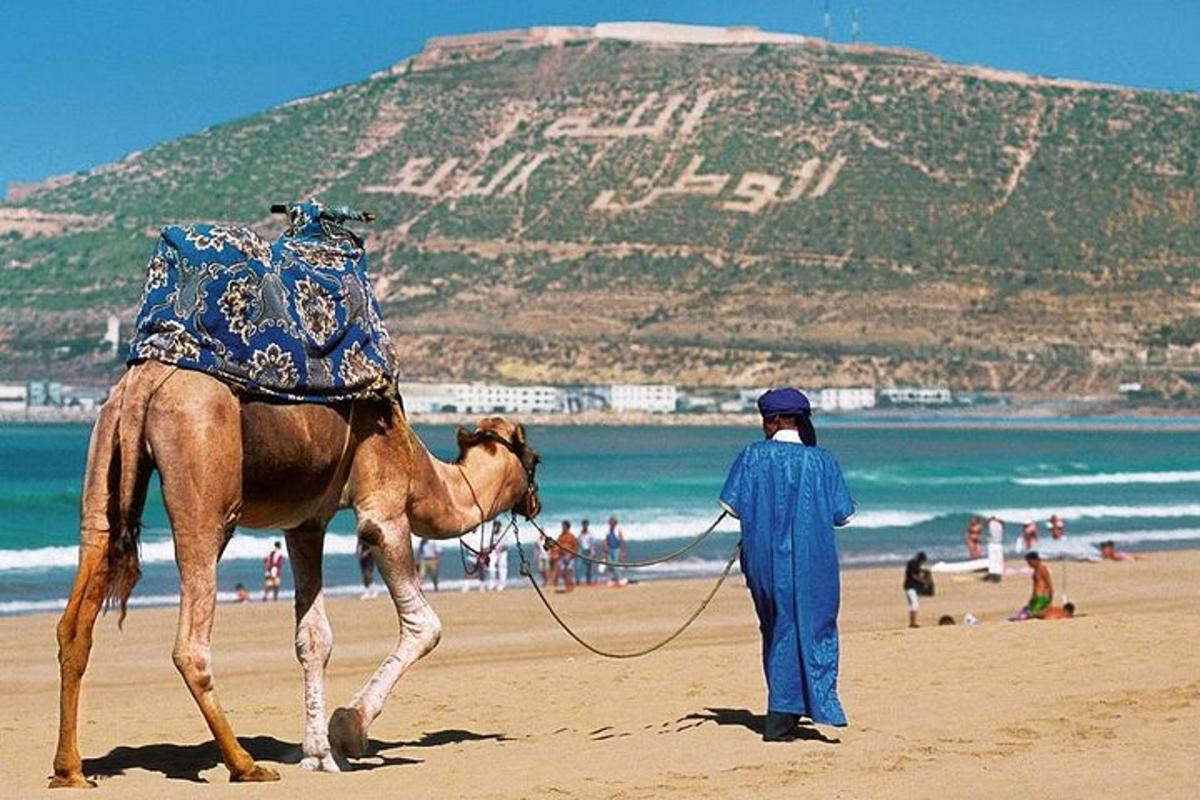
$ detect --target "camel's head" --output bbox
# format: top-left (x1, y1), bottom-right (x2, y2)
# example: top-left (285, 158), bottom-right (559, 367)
top-left (456, 417), bottom-right (541, 519)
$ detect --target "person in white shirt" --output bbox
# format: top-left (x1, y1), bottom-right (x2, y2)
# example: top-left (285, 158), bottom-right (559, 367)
top-left (485, 520), bottom-right (508, 591)
top-left (985, 516), bottom-right (1005, 582)
top-left (577, 519), bottom-right (597, 586)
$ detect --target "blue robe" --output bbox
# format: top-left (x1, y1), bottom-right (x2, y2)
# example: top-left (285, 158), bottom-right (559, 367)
top-left (719, 440), bottom-right (854, 726)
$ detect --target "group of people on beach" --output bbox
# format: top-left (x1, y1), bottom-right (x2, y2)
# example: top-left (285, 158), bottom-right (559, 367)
top-left (532, 516), bottom-right (628, 593)
top-left (963, 513), bottom-right (1067, 561)
top-left (402, 514), bottom-right (630, 594)
top-left (904, 513), bottom-right (1085, 627)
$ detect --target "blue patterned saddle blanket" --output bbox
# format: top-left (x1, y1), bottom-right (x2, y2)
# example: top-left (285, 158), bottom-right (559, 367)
top-left (127, 203), bottom-right (397, 403)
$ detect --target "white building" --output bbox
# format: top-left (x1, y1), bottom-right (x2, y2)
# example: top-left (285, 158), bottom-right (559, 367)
top-left (815, 387), bottom-right (876, 412)
top-left (455, 383), bottom-right (564, 414)
top-left (607, 384), bottom-right (678, 413)
top-left (396, 382), bottom-right (466, 414)
top-left (879, 387), bottom-right (953, 406)
top-left (0, 383), bottom-right (27, 412)
top-left (101, 314), bottom-right (120, 354)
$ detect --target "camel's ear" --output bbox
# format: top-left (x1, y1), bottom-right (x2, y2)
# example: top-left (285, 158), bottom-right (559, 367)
top-left (513, 423), bottom-right (528, 449)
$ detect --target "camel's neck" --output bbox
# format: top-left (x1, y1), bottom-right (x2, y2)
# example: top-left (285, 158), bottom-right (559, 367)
top-left (406, 435), bottom-right (520, 539)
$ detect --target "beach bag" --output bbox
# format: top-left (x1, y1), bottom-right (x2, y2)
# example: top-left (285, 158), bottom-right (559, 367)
top-left (916, 569), bottom-right (935, 597)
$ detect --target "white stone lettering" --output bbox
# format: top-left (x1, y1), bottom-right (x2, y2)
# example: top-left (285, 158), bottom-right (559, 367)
top-left (545, 91), bottom-right (709, 141)
top-left (720, 172), bottom-right (783, 213)
top-left (363, 153), bottom-right (551, 200)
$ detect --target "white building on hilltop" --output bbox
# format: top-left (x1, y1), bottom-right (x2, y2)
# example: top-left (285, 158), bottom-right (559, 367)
top-left (815, 387), bottom-right (876, 412)
top-left (607, 384), bottom-right (678, 413)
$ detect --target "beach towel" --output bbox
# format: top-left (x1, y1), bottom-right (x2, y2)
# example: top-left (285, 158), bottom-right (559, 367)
top-left (127, 202), bottom-right (397, 403)
top-left (719, 441), bottom-right (854, 726)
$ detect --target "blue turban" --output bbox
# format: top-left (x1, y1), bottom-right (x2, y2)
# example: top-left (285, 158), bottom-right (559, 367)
top-left (757, 388), bottom-right (811, 418)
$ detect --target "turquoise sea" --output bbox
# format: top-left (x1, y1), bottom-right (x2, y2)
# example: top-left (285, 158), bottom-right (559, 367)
top-left (2, 420), bottom-right (1199, 614)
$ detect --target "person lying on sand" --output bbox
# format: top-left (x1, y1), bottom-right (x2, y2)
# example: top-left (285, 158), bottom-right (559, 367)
top-left (1040, 603), bottom-right (1076, 620)
top-left (1099, 540), bottom-right (1146, 561)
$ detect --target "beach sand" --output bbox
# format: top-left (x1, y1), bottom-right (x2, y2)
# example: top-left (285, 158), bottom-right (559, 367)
top-left (2, 552), bottom-right (1198, 798)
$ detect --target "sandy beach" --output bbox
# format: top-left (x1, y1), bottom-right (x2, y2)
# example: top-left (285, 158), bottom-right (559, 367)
top-left (2, 552), bottom-right (1198, 798)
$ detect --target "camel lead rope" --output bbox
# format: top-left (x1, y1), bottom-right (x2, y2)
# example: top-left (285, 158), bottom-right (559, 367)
top-left (512, 516), bottom-right (741, 659)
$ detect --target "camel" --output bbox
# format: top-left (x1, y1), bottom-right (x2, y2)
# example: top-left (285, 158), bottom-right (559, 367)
top-left (50, 360), bottom-right (541, 787)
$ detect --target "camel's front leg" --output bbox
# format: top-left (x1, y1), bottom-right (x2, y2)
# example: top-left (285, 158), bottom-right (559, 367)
top-left (329, 516), bottom-right (441, 758)
top-left (284, 524), bottom-right (341, 772)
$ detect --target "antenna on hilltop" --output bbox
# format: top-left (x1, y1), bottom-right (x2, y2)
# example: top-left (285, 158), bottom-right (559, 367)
top-left (824, 0), bottom-right (833, 41)
top-left (852, 6), bottom-right (860, 43)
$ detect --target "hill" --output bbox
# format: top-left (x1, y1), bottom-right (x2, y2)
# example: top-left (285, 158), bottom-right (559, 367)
top-left (2, 23), bottom-right (1198, 399)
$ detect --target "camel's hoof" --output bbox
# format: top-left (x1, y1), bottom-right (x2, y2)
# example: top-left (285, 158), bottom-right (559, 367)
top-left (230, 762), bottom-right (280, 783)
top-left (48, 773), bottom-right (96, 789)
top-left (299, 753), bottom-right (342, 773)
top-left (329, 707), bottom-right (368, 758)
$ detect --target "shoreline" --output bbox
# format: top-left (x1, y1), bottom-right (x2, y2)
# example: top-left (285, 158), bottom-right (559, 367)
top-left (5, 542), bottom-right (1194, 620)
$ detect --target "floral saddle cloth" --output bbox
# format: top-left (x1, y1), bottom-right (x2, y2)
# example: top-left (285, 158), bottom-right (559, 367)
top-left (127, 202), bottom-right (397, 403)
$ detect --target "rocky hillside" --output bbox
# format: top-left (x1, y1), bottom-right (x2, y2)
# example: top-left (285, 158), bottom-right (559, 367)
top-left (2, 24), bottom-right (1198, 397)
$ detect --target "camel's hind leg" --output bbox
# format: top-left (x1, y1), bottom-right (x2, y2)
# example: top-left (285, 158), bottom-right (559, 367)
top-left (50, 537), bottom-right (111, 789)
top-left (150, 376), bottom-right (279, 783)
top-left (51, 387), bottom-right (126, 789)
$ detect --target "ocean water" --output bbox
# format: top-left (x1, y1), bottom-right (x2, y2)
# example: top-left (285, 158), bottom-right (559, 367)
top-left (2, 421), bottom-right (1199, 615)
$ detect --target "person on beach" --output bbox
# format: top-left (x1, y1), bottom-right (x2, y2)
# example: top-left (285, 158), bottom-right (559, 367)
top-left (1099, 540), bottom-right (1145, 562)
top-left (1025, 551), bottom-right (1054, 618)
top-left (603, 515), bottom-right (627, 586)
top-left (485, 520), bottom-right (509, 592)
top-left (356, 537), bottom-right (377, 599)
top-left (1050, 514), bottom-right (1066, 540)
top-left (720, 387), bottom-right (855, 740)
top-left (262, 540), bottom-right (285, 601)
top-left (417, 537), bottom-right (441, 592)
top-left (985, 515), bottom-right (1005, 582)
top-left (234, 583), bottom-right (250, 603)
top-left (965, 516), bottom-right (984, 559)
top-left (904, 552), bottom-right (934, 628)
top-left (577, 518), bottom-right (597, 586)
top-left (1020, 520), bottom-right (1040, 552)
top-left (549, 520), bottom-right (577, 593)
top-left (1041, 602), bottom-right (1076, 620)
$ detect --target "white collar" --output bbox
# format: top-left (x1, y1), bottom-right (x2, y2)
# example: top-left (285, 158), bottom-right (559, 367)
top-left (771, 429), bottom-right (803, 444)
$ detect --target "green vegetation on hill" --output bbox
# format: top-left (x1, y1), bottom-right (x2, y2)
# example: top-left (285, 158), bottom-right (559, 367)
top-left (1, 35), bottom-right (1197, 397)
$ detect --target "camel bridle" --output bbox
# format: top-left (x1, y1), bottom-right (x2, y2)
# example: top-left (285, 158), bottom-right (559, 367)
top-left (458, 427), bottom-right (540, 521)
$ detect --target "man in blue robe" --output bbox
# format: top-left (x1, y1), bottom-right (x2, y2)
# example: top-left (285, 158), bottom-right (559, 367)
top-left (719, 388), bottom-right (855, 741)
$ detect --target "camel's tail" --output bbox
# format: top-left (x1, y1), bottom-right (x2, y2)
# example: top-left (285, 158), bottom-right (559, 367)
top-left (90, 369), bottom-right (157, 625)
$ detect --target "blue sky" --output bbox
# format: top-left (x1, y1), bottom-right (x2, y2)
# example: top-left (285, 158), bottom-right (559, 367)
top-left (1, 1), bottom-right (1196, 194)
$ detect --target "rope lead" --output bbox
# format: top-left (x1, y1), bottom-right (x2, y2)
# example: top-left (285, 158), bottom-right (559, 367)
top-left (512, 513), bottom-right (740, 659)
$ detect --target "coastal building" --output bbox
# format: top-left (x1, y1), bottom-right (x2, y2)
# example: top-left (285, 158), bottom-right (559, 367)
top-left (395, 382), bottom-right (466, 414)
top-left (606, 383), bottom-right (678, 413)
top-left (562, 386), bottom-right (610, 414)
top-left (879, 387), bottom-right (953, 406)
top-left (454, 383), bottom-right (564, 414)
top-left (101, 314), bottom-right (120, 355)
top-left (0, 383), bottom-right (27, 412)
top-left (814, 387), bottom-right (877, 412)
top-left (27, 380), bottom-right (63, 407)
